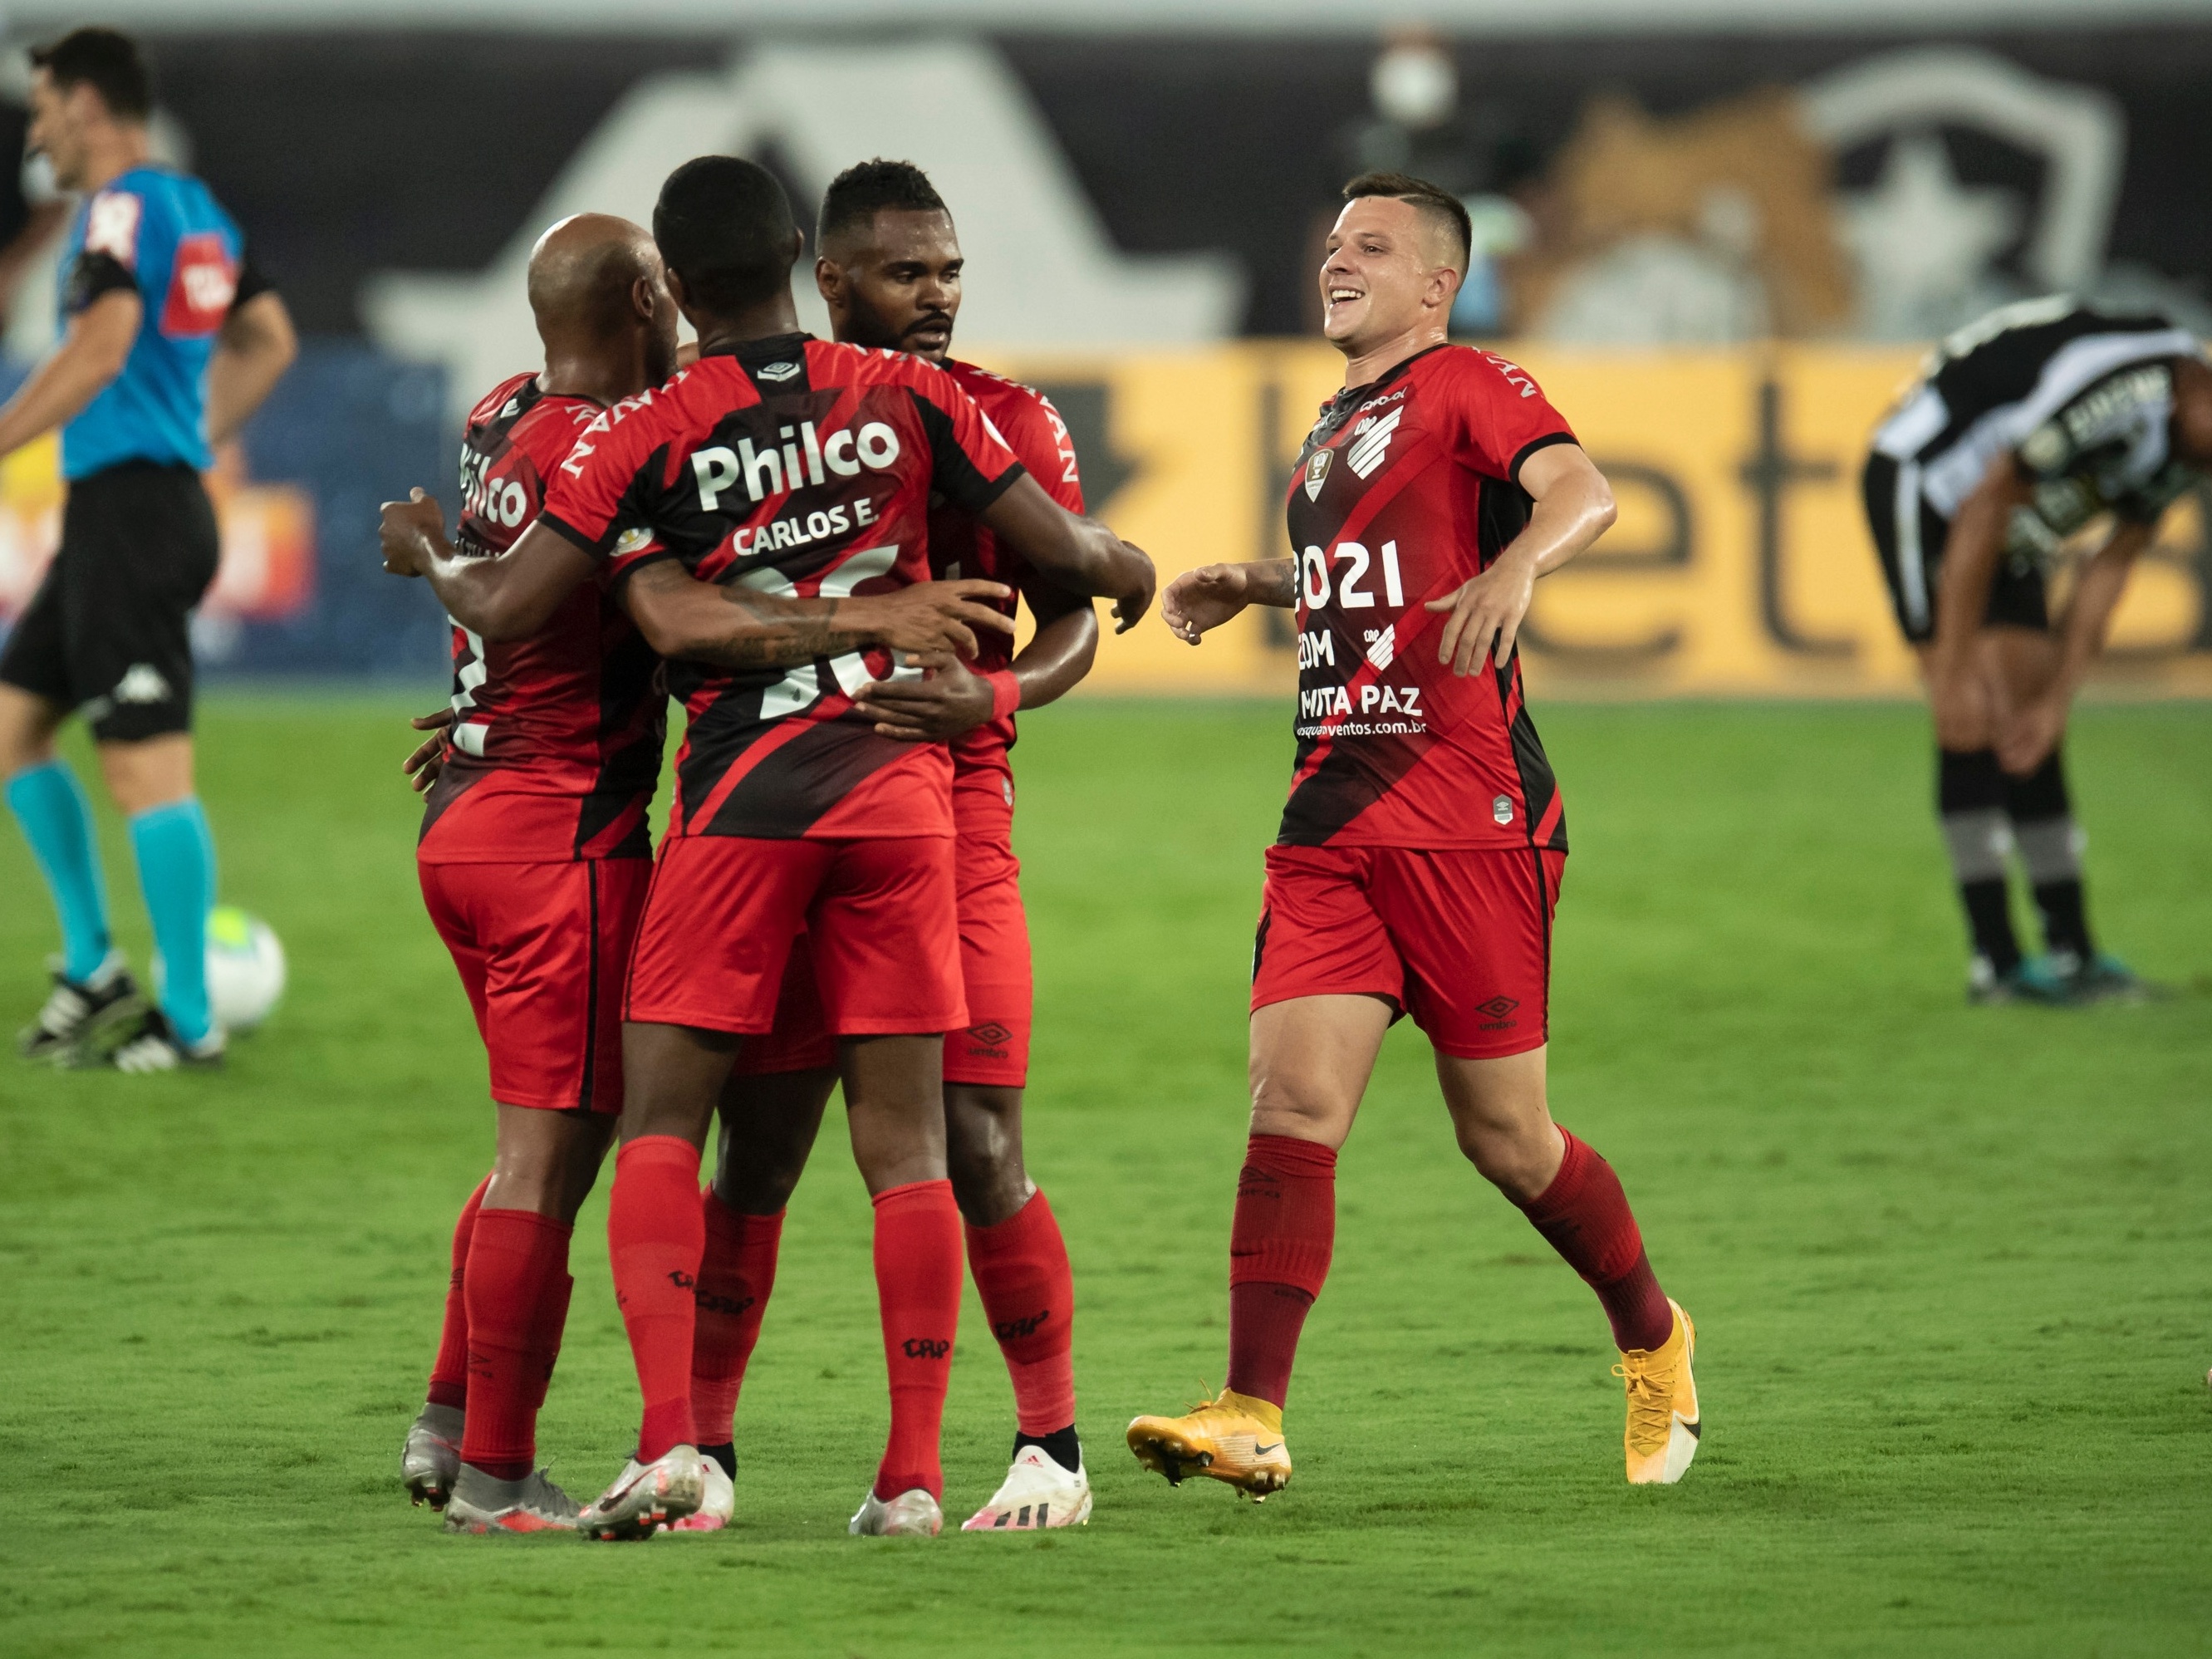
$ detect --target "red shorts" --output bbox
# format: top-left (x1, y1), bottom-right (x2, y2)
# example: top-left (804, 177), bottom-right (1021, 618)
top-left (736, 774), bottom-right (1032, 1086)
top-left (1250, 844), bottom-right (1565, 1059)
top-left (419, 856), bottom-right (649, 1113)
top-left (625, 834), bottom-right (965, 1037)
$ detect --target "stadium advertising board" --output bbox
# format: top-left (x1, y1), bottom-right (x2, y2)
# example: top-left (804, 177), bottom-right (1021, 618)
top-left (996, 343), bottom-right (2212, 699)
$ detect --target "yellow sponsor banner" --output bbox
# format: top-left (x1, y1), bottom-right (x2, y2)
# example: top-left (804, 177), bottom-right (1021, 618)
top-left (980, 344), bottom-right (2212, 699)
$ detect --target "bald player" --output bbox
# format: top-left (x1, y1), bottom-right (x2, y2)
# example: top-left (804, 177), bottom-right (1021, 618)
top-left (390, 214), bottom-right (1018, 1535)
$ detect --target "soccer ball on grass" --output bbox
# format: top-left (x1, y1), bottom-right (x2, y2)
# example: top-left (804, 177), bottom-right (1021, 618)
top-left (155, 905), bottom-right (287, 1034)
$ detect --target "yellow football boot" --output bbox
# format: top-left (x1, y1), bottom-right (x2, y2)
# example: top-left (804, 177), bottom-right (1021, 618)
top-left (1126, 1389), bottom-right (1292, 1499)
top-left (1616, 1298), bottom-right (1699, 1485)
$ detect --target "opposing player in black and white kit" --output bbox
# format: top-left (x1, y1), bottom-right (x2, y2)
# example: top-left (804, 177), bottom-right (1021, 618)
top-left (1862, 297), bottom-right (2212, 1003)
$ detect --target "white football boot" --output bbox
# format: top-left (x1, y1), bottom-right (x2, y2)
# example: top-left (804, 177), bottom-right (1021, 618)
top-left (849, 1486), bottom-right (943, 1537)
top-left (961, 1445), bottom-right (1093, 1531)
top-left (577, 1446), bottom-right (706, 1542)
top-left (400, 1403), bottom-right (463, 1509)
top-left (443, 1465), bottom-right (580, 1534)
top-left (660, 1456), bottom-right (734, 1534)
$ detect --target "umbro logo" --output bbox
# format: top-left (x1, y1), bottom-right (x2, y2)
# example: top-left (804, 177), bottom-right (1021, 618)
top-left (968, 1021), bottom-right (1013, 1046)
top-left (756, 361), bottom-right (802, 382)
top-left (1474, 996), bottom-right (1519, 1020)
top-left (1492, 793), bottom-right (1514, 826)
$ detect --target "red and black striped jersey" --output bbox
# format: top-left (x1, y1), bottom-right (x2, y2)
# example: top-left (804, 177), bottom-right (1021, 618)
top-left (927, 360), bottom-right (1086, 789)
top-left (538, 333), bottom-right (1024, 841)
top-left (1279, 344), bottom-right (1576, 853)
top-left (416, 371), bottom-right (665, 865)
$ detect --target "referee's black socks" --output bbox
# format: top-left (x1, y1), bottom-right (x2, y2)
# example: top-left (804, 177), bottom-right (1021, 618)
top-left (1936, 748), bottom-right (2021, 976)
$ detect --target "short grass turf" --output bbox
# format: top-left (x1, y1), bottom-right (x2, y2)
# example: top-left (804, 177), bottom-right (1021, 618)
top-left (2, 695), bottom-right (2209, 1657)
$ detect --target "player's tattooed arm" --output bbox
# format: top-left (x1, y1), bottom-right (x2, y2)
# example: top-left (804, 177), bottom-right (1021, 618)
top-left (979, 473), bottom-right (1156, 633)
top-left (378, 490), bottom-right (597, 641)
top-left (1160, 559), bottom-right (1295, 645)
top-left (1426, 444), bottom-right (1616, 676)
top-left (620, 558), bottom-right (1018, 670)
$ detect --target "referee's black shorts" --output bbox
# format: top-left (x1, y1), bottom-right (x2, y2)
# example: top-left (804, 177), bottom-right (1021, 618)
top-left (0, 459), bottom-right (219, 743)
top-left (1861, 451), bottom-right (2048, 645)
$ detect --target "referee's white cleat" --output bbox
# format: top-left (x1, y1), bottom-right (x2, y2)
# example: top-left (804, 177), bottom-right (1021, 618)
top-left (960, 1445), bottom-right (1092, 1531)
top-left (849, 1486), bottom-right (943, 1537)
top-left (18, 951), bottom-right (141, 1063)
top-left (97, 1006), bottom-right (223, 1072)
top-left (577, 1446), bottom-right (706, 1542)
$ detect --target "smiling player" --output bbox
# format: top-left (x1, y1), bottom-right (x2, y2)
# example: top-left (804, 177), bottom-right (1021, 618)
top-left (1126, 173), bottom-right (1700, 1497)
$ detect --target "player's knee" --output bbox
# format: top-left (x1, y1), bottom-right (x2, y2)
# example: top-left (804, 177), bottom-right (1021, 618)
top-left (0, 687), bottom-right (62, 774)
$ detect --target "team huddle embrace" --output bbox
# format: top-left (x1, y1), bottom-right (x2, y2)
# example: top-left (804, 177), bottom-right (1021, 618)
top-left (377, 155), bottom-right (1699, 1541)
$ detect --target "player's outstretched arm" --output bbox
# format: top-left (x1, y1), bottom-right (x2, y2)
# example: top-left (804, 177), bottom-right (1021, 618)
top-left (854, 578), bottom-right (1100, 743)
top-left (1161, 560), bottom-right (1296, 645)
top-left (1426, 443), bottom-right (1616, 675)
top-left (378, 491), bottom-right (597, 642)
top-left (0, 289), bottom-right (139, 459)
top-left (208, 292), bottom-right (299, 448)
top-left (1926, 455), bottom-right (2032, 750)
top-left (620, 557), bottom-right (1018, 671)
top-left (1997, 518), bottom-right (2155, 773)
top-left (978, 473), bottom-right (1156, 633)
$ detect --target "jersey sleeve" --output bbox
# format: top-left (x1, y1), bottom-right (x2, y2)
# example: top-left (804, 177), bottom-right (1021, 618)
top-left (537, 398), bottom-right (670, 567)
top-left (1003, 388), bottom-right (1086, 514)
top-left (904, 374), bottom-right (1027, 518)
top-left (64, 186), bottom-right (148, 315)
top-left (1449, 351), bottom-right (1577, 483)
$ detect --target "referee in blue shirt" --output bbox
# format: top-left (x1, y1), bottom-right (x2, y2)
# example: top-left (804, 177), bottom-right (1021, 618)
top-left (0, 29), bottom-right (295, 1072)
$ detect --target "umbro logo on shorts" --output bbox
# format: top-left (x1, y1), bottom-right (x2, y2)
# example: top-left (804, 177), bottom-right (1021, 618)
top-left (1474, 996), bottom-right (1518, 1020)
top-left (113, 663), bottom-right (174, 705)
top-left (967, 1021), bottom-right (1013, 1046)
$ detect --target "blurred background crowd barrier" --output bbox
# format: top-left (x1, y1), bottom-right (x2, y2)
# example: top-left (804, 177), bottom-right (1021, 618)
top-left (0, 1), bottom-right (2205, 695)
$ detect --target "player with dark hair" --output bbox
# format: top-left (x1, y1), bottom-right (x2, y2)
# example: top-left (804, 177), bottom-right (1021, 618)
top-left (1126, 172), bottom-right (1701, 1496)
top-left (381, 214), bottom-right (1018, 1534)
top-left (385, 154), bottom-right (1151, 1539)
top-left (1862, 297), bottom-right (2209, 1004)
top-left (671, 157), bottom-right (1103, 1535)
top-left (1, 27), bottom-right (296, 1071)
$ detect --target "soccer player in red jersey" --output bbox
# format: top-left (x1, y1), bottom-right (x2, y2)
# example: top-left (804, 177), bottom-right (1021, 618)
top-left (386, 156), bottom-right (1151, 1539)
top-left (682, 160), bottom-right (1102, 1535)
top-left (382, 213), bottom-right (1024, 1535)
top-left (1126, 173), bottom-right (1701, 1495)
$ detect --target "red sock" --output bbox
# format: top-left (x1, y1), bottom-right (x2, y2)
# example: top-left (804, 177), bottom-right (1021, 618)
top-left (607, 1135), bottom-right (705, 1461)
top-left (1515, 1128), bottom-right (1674, 1352)
top-left (1225, 1134), bottom-right (1337, 1408)
top-left (458, 1208), bottom-right (572, 1480)
top-left (871, 1179), bottom-right (962, 1501)
top-left (965, 1188), bottom-right (1077, 1436)
top-left (426, 1175), bottom-right (489, 1410)
top-left (532, 1270), bottom-right (574, 1410)
top-left (689, 1190), bottom-right (783, 1447)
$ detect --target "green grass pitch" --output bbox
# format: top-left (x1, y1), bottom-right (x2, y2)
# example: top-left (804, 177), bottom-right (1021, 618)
top-left (2, 694), bottom-right (2209, 1657)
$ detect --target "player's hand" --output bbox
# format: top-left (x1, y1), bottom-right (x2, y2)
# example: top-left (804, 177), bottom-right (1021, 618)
top-left (853, 650), bottom-right (994, 742)
top-left (379, 488), bottom-right (445, 577)
top-left (1112, 541), bottom-right (1156, 635)
top-left (841, 579), bottom-right (1014, 659)
top-left (1426, 547), bottom-right (1537, 675)
top-left (1927, 650), bottom-right (1990, 751)
top-left (402, 707), bottom-right (454, 795)
top-left (1161, 562), bottom-right (1251, 644)
top-left (1998, 690), bottom-right (2068, 775)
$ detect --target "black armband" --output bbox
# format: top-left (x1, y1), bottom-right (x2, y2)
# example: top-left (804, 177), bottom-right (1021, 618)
top-left (63, 250), bottom-right (136, 314)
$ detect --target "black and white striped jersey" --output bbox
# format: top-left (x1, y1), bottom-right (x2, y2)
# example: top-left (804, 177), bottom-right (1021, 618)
top-left (1871, 297), bottom-right (2205, 560)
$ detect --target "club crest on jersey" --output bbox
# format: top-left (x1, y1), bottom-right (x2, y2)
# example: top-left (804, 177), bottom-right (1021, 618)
top-left (1347, 408), bottom-right (1402, 478)
top-left (757, 361), bottom-right (802, 383)
top-left (1303, 449), bottom-right (1332, 500)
